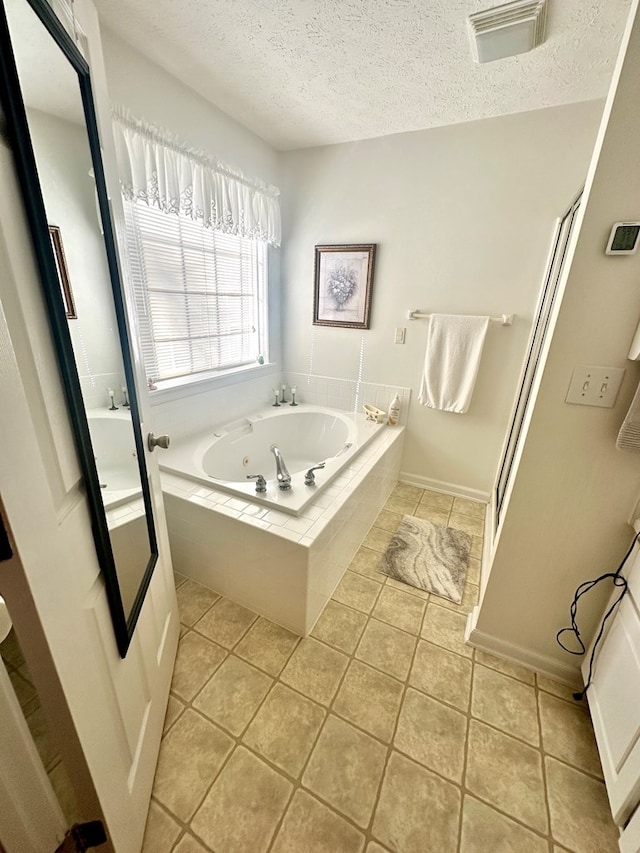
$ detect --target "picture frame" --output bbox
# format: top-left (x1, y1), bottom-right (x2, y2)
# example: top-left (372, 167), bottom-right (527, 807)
top-left (48, 224), bottom-right (77, 319)
top-left (313, 243), bottom-right (376, 329)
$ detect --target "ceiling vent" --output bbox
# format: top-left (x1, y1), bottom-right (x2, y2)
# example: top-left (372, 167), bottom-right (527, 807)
top-left (468, 0), bottom-right (547, 63)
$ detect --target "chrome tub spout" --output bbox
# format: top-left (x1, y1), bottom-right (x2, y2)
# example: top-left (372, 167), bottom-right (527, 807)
top-left (270, 444), bottom-right (292, 490)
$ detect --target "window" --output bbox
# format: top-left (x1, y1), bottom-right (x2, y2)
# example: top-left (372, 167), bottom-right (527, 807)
top-left (123, 201), bottom-right (268, 385)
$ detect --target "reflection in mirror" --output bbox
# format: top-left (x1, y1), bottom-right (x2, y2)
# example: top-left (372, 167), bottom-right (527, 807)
top-left (1, 0), bottom-right (158, 647)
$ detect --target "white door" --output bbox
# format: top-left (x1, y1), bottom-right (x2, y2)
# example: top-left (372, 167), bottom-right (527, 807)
top-left (0, 7), bottom-right (179, 852)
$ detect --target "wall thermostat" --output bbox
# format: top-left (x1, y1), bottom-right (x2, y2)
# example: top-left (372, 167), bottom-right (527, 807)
top-left (606, 222), bottom-right (640, 255)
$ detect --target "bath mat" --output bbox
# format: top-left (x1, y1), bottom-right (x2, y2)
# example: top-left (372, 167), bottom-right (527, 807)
top-left (380, 516), bottom-right (472, 603)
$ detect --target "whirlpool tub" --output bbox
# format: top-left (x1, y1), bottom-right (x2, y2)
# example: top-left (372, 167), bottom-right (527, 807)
top-left (159, 403), bottom-right (406, 634)
top-left (159, 405), bottom-right (384, 516)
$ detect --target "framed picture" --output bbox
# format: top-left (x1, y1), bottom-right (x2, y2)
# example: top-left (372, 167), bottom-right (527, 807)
top-left (48, 225), bottom-right (77, 319)
top-left (313, 243), bottom-right (376, 329)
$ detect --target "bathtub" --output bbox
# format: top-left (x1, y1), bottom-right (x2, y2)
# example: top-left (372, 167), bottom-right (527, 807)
top-left (159, 405), bottom-right (385, 516)
top-left (87, 409), bottom-right (142, 510)
top-left (160, 403), bottom-right (406, 635)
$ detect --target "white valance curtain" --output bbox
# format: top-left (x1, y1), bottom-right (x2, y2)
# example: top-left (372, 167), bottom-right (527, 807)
top-left (112, 107), bottom-right (281, 247)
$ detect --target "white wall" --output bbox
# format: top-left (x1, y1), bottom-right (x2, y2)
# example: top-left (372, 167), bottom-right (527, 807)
top-left (471, 0), bottom-right (640, 680)
top-left (280, 102), bottom-right (604, 496)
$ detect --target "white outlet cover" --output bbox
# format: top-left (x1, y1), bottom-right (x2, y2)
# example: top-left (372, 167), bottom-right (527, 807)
top-left (565, 365), bottom-right (625, 408)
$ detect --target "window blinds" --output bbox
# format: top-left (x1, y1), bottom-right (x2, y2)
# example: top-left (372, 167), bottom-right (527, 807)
top-left (124, 201), bottom-right (267, 383)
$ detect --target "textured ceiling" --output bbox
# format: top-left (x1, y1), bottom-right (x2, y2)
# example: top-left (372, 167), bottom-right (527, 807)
top-left (92, 0), bottom-right (631, 151)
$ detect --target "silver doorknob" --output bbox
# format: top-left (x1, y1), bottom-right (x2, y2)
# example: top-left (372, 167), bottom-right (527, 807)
top-left (147, 433), bottom-right (170, 452)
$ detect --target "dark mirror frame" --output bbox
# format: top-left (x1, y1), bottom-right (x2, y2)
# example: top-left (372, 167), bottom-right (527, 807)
top-left (0, 0), bottom-right (158, 657)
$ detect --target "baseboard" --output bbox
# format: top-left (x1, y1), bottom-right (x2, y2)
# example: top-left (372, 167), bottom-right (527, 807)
top-left (465, 606), bottom-right (583, 686)
top-left (398, 471), bottom-right (490, 503)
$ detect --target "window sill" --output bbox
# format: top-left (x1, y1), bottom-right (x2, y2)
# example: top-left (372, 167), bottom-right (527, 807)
top-left (147, 362), bottom-right (278, 406)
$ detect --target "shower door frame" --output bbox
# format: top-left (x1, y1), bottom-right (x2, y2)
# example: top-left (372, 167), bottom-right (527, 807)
top-left (493, 190), bottom-right (583, 535)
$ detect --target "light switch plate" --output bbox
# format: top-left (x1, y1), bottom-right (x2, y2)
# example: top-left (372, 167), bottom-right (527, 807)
top-left (565, 365), bottom-right (625, 408)
top-left (394, 327), bottom-right (406, 344)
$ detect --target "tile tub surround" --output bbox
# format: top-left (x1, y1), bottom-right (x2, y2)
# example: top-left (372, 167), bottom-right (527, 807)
top-left (142, 489), bottom-right (618, 853)
top-left (162, 426), bottom-right (404, 635)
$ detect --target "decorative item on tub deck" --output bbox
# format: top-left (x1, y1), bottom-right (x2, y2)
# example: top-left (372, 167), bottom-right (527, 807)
top-left (313, 243), bottom-right (376, 329)
top-left (418, 314), bottom-right (490, 414)
top-left (363, 404), bottom-right (386, 423)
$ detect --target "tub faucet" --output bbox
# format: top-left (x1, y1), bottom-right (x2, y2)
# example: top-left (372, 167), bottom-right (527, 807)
top-left (270, 444), bottom-right (291, 490)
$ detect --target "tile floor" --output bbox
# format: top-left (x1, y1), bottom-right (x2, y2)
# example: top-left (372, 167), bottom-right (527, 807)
top-left (0, 627), bottom-right (80, 824)
top-left (144, 484), bottom-right (619, 853)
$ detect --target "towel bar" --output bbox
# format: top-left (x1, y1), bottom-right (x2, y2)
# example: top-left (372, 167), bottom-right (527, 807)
top-left (407, 310), bottom-right (514, 326)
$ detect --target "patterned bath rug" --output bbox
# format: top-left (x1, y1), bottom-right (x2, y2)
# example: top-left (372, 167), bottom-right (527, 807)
top-left (380, 516), bottom-right (472, 603)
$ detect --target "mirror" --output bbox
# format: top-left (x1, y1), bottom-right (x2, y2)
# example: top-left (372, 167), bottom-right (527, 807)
top-left (0, 0), bottom-right (158, 656)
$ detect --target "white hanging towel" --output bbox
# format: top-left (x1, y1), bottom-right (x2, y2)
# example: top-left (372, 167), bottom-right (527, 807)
top-left (617, 380), bottom-right (640, 452)
top-left (418, 314), bottom-right (490, 413)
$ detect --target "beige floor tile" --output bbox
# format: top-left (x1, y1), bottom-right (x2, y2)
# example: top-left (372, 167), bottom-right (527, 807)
top-left (372, 751), bottom-right (460, 853)
top-left (410, 640), bottom-right (472, 711)
top-left (302, 715), bottom-right (387, 828)
top-left (362, 526), bottom-right (396, 553)
top-left (449, 512), bottom-right (484, 537)
top-left (418, 491), bottom-right (454, 511)
top-left (8, 669), bottom-right (37, 709)
top-left (332, 571), bottom-right (382, 613)
top-left (384, 576), bottom-right (430, 600)
top-left (356, 618), bottom-right (417, 681)
top-left (173, 570), bottom-right (188, 589)
top-left (466, 556), bottom-right (481, 585)
top-left (545, 757), bottom-right (618, 853)
top-left (394, 688), bottom-right (467, 782)
top-left (465, 720), bottom-right (548, 834)
top-left (537, 674), bottom-right (585, 705)
top-left (195, 597), bottom-right (257, 648)
top-left (392, 482), bottom-right (425, 502)
top-left (372, 585), bottom-right (426, 634)
top-left (333, 660), bottom-right (403, 742)
top-left (191, 746), bottom-right (292, 853)
top-left (193, 655), bottom-right (272, 736)
top-left (374, 509), bottom-right (404, 532)
top-left (474, 649), bottom-right (535, 685)
top-left (280, 637), bottom-right (349, 705)
top-left (172, 834), bottom-right (210, 853)
top-left (366, 843), bottom-right (390, 853)
top-left (163, 694), bottom-right (185, 734)
top-left (452, 497), bottom-right (486, 519)
top-left (470, 536), bottom-right (484, 559)
top-left (153, 709), bottom-right (234, 822)
top-left (234, 617), bottom-right (299, 676)
top-left (25, 704), bottom-right (60, 771)
top-left (176, 579), bottom-right (219, 626)
top-left (459, 795), bottom-right (548, 853)
top-left (421, 603), bottom-right (473, 658)
top-left (348, 546), bottom-right (385, 580)
top-left (384, 494), bottom-right (418, 515)
top-left (540, 693), bottom-right (603, 778)
top-left (0, 628), bottom-right (25, 669)
top-left (243, 683), bottom-right (325, 778)
top-left (271, 789), bottom-right (365, 853)
top-left (471, 665), bottom-right (539, 746)
top-left (141, 800), bottom-right (181, 853)
top-left (49, 761), bottom-right (81, 825)
top-left (412, 504), bottom-right (450, 525)
top-left (171, 631), bottom-right (227, 702)
top-left (310, 600), bottom-right (368, 654)
top-left (435, 581), bottom-right (479, 615)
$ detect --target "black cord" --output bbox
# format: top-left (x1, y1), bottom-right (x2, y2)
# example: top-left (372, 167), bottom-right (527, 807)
top-left (556, 530), bottom-right (639, 701)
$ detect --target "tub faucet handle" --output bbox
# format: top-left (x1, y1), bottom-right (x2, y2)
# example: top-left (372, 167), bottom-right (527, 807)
top-left (247, 474), bottom-right (267, 493)
top-left (304, 463), bottom-right (326, 486)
